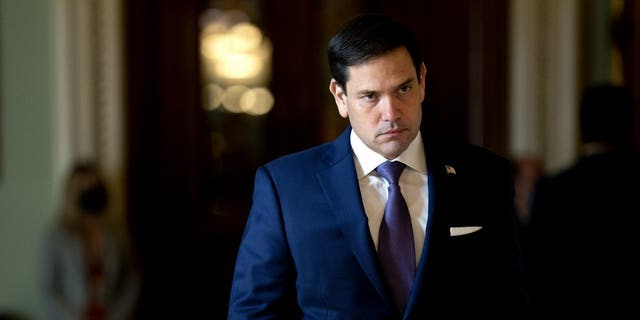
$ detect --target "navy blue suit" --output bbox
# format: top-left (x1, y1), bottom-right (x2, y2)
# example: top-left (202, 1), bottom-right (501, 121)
top-left (228, 128), bottom-right (528, 319)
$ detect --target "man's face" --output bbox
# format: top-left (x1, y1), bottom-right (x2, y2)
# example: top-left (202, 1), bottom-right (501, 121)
top-left (330, 47), bottom-right (426, 159)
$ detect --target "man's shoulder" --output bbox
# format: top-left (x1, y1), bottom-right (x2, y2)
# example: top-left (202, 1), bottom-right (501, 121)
top-left (263, 128), bottom-right (351, 172)
top-left (266, 141), bottom-right (334, 168)
top-left (428, 136), bottom-right (510, 170)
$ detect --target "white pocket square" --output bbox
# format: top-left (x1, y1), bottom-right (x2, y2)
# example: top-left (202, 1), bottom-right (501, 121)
top-left (449, 226), bottom-right (483, 236)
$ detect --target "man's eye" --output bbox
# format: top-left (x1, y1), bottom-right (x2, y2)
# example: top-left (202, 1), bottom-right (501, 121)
top-left (399, 86), bottom-right (411, 94)
top-left (361, 94), bottom-right (377, 101)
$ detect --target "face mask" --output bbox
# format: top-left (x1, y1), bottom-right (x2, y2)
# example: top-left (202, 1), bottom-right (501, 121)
top-left (79, 185), bottom-right (108, 214)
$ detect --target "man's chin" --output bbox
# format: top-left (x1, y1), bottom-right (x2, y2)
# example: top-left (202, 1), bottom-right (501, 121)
top-left (377, 142), bottom-right (407, 159)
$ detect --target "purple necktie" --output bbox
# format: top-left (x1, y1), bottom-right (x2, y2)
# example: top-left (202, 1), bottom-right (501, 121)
top-left (377, 161), bottom-right (416, 313)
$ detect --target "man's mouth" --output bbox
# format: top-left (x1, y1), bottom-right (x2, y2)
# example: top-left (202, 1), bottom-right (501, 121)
top-left (378, 128), bottom-right (406, 138)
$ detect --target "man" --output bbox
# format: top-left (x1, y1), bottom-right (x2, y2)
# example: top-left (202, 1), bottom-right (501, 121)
top-left (527, 84), bottom-right (640, 309)
top-left (228, 14), bottom-right (528, 319)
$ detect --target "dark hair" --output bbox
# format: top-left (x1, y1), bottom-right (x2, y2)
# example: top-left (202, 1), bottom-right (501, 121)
top-left (328, 14), bottom-right (423, 91)
top-left (580, 83), bottom-right (635, 147)
top-left (69, 161), bottom-right (109, 214)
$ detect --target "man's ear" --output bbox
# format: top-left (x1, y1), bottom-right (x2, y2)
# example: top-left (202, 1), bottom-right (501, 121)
top-left (329, 79), bottom-right (349, 118)
top-left (419, 62), bottom-right (427, 103)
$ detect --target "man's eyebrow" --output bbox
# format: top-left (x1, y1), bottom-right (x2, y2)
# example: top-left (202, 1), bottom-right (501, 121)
top-left (355, 89), bottom-right (378, 96)
top-left (354, 78), bottom-right (416, 96)
top-left (396, 78), bottom-right (414, 89)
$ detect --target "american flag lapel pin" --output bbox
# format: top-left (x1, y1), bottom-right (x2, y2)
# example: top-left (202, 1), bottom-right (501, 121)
top-left (445, 165), bottom-right (456, 175)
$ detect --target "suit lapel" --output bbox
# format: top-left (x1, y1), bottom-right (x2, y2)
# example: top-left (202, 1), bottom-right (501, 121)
top-left (316, 128), bottom-right (393, 306)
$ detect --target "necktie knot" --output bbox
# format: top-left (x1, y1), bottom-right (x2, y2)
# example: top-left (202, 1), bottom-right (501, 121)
top-left (377, 161), bottom-right (406, 184)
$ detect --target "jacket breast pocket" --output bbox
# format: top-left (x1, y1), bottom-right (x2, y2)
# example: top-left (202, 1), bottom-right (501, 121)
top-left (447, 224), bottom-right (490, 253)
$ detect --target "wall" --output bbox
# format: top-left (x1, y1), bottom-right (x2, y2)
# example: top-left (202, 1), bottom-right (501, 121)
top-left (0, 0), bottom-right (55, 318)
top-left (509, 0), bottom-right (620, 174)
top-left (509, 0), bottom-right (579, 174)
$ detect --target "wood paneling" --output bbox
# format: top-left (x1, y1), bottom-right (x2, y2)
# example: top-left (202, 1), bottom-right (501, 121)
top-left (618, 0), bottom-right (640, 150)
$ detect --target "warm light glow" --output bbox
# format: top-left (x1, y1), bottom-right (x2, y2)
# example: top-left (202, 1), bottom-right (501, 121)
top-left (240, 87), bottom-right (274, 116)
top-left (204, 84), bottom-right (224, 110)
top-left (222, 85), bottom-right (250, 113)
top-left (214, 52), bottom-right (263, 79)
top-left (200, 18), bottom-right (271, 82)
top-left (200, 9), bottom-right (274, 115)
top-left (201, 33), bottom-right (231, 60)
top-left (229, 22), bottom-right (262, 51)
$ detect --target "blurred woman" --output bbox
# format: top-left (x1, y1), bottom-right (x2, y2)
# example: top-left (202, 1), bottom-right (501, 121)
top-left (42, 162), bottom-right (139, 320)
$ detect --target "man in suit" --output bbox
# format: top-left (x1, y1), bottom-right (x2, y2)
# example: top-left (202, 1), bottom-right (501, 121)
top-left (526, 84), bottom-right (640, 310)
top-left (228, 14), bottom-right (528, 319)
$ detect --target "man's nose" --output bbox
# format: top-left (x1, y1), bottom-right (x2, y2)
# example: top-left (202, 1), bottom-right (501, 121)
top-left (381, 96), bottom-right (402, 121)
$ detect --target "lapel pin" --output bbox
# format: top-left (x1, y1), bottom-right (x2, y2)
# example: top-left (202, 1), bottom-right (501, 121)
top-left (445, 165), bottom-right (457, 175)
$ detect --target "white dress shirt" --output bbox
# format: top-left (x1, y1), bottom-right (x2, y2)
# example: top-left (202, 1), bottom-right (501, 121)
top-left (350, 130), bottom-right (429, 265)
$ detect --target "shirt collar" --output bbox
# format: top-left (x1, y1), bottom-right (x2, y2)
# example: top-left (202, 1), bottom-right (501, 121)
top-left (350, 129), bottom-right (427, 179)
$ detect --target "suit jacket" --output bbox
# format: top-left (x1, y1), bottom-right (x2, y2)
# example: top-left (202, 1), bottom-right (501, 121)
top-left (228, 128), bottom-right (528, 319)
top-left (526, 150), bottom-right (640, 309)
